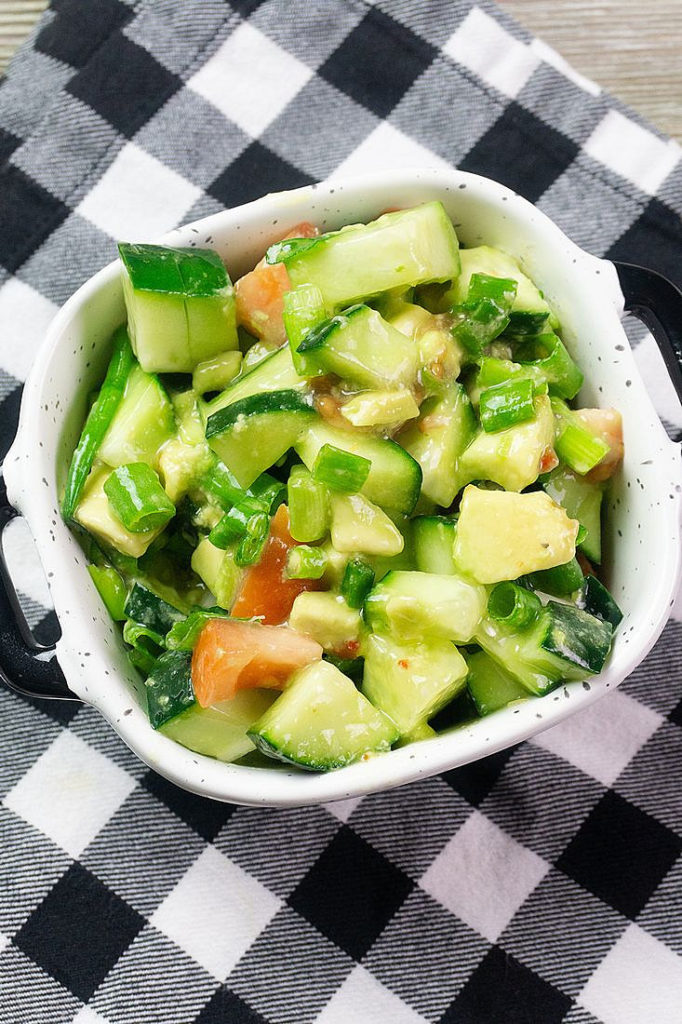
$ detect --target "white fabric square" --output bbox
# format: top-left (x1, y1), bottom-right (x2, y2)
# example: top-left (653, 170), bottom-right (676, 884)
top-left (77, 143), bottom-right (201, 241)
top-left (585, 110), bottom-right (681, 195)
top-left (323, 796), bottom-right (362, 824)
top-left (444, 7), bottom-right (540, 99)
top-left (71, 1008), bottom-right (111, 1024)
top-left (532, 691), bottom-right (662, 787)
top-left (333, 122), bottom-right (452, 178)
top-left (420, 810), bottom-right (549, 943)
top-left (316, 965), bottom-right (427, 1024)
top-left (151, 845), bottom-right (281, 980)
top-left (3, 730), bottom-right (135, 859)
top-left (188, 22), bottom-right (312, 137)
top-left (579, 923), bottom-right (682, 1024)
top-left (530, 38), bottom-right (601, 97)
top-left (0, 931), bottom-right (9, 954)
top-left (0, 278), bottom-right (57, 382)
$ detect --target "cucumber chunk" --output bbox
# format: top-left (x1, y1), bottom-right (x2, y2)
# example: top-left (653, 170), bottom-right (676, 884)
top-left (466, 650), bottom-right (528, 716)
top-left (98, 364), bottom-right (175, 471)
top-left (363, 633), bottom-right (468, 735)
top-left (249, 660), bottom-right (398, 771)
top-left (268, 202), bottom-right (460, 309)
top-left (454, 485), bottom-right (579, 584)
top-left (160, 689), bottom-right (277, 761)
top-left (295, 419), bottom-right (422, 517)
top-left (124, 581), bottom-right (185, 635)
top-left (203, 344), bottom-right (304, 420)
top-left (206, 390), bottom-right (315, 488)
top-left (330, 493), bottom-right (404, 556)
top-left (191, 537), bottom-right (243, 610)
top-left (544, 466), bottom-right (603, 564)
top-left (413, 516), bottom-right (458, 574)
top-left (119, 243), bottom-right (238, 373)
top-left (296, 304), bottom-right (419, 389)
top-left (145, 650), bottom-right (194, 729)
top-left (364, 570), bottom-right (486, 644)
top-left (399, 381), bottom-right (475, 507)
top-left (459, 394), bottom-right (555, 492)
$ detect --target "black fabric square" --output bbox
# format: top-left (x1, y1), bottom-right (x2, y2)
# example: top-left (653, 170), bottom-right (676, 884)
top-left (142, 769), bottom-right (236, 842)
top-left (14, 862), bottom-right (144, 1002)
top-left (557, 789), bottom-right (681, 919)
top-left (36, 0), bottom-right (130, 69)
top-left (442, 747), bottom-right (517, 807)
top-left (607, 197), bottom-right (682, 291)
top-left (0, 385), bottom-right (23, 460)
top-left (669, 695), bottom-right (682, 728)
top-left (208, 141), bottom-right (313, 210)
top-left (459, 102), bottom-right (579, 203)
top-left (67, 31), bottom-right (181, 138)
top-left (195, 986), bottom-right (266, 1024)
top-left (288, 824), bottom-right (412, 961)
top-left (0, 126), bottom-right (21, 164)
top-left (16, 687), bottom-right (81, 727)
top-left (442, 945), bottom-right (571, 1024)
top-left (0, 166), bottom-right (69, 274)
top-left (319, 7), bottom-right (436, 119)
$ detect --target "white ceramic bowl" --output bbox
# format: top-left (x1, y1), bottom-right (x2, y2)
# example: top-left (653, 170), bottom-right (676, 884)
top-left (3, 168), bottom-right (681, 807)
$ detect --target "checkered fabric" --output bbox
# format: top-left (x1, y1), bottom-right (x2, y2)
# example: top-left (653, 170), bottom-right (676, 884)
top-left (0, 2), bottom-right (681, 1021)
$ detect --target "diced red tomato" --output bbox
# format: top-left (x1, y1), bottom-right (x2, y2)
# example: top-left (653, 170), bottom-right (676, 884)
top-left (539, 446), bottom-right (559, 474)
top-left (192, 618), bottom-right (322, 707)
top-left (231, 505), bottom-right (323, 624)
top-left (234, 221), bottom-right (318, 347)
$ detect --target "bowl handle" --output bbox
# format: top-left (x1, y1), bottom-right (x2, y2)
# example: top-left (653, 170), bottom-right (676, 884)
top-left (0, 470), bottom-right (80, 702)
top-left (613, 261), bottom-right (682, 404)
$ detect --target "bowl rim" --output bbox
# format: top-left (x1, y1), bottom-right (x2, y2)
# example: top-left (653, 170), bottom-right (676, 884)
top-left (5, 166), bottom-right (682, 807)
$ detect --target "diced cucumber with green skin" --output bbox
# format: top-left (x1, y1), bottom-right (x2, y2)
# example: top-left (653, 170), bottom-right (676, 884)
top-left (364, 570), bottom-right (486, 644)
top-left (160, 689), bottom-right (278, 761)
top-left (119, 243), bottom-right (238, 372)
top-left (454, 486), bottom-right (579, 585)
top-left (192, 350), bottom-right (243, 395)
top-left (289, 591), bottom-right (363, 653)
top-left (124, 581), bottom-right (185, 635)
top-left (145, 650), bottom-right (194, 729)
top-left (249, 660), bottom-right (398, 771)
top-left (191, 537), bottom-right (243, 610)
top-left (296, 304), bottom-right (419, 389)
top-left (450, 246), bottom-right (558, 327)
top-left (399, 381), bottom-right (475, 507)
top-left (75, 466), bottom-right (165, 558)
top-left (98, 364), bottom-right (175, 471)
top-left (459, 394), bottom-right (555, 492)
top-left (206, 390), bottom-right (316, 489)
top-left (413, 516), bottom-right (458, 574)
top-left (330, 493), bottom-right (404, 556)
top-left (295, 419), bottom-right (422, 518)
top-left (543, 466), bottom-right (603, 563)
top-left (267, 202), bottom-right (460, 309)
top-left (466, 650), bottom-right (529, 716)
top-left (578, 575), bottom-right (623, 628)
top-left (283, 284), bottom-right (328, 374)
top-left (362, 633), bottom-right (468, 735)
top-left (202, 344), bottom-right (304, 420)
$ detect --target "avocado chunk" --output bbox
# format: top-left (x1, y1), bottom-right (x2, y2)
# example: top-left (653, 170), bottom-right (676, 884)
top-left (289, 592), bottom-right (363, 654)
top-left (459, 394), bottom-right (555, 492)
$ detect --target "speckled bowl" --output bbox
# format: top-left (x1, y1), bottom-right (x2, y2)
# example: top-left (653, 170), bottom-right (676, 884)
top-left (3, 168), bottom-right (681, 806)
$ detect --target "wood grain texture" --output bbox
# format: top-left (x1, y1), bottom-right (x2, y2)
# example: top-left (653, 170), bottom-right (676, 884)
top-left (0, 0), bottom-right (680, 141)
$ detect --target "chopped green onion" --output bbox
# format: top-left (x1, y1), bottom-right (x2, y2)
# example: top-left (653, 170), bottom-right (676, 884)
top-left (209, 495), bottom-right (268, 549)
top-left (235, 510), bottom-right (270, 567)
top-left (576, 524), bottom-right (588, 547)
top-left (341, 557), bottom-right (375, 609)
top-left (283, 284), bottom-right (327, 374)
top-left (517, 334), bottom-right (583, 400)
top-left (287, 465), bottom-right (330, 542)
top-left (166, 607), bottom-right (230, 651)
top-left (525, 556), bottom-right (584, 597)
top-left (475, 356), bottom-right (546, 395)
top-left (479, 378), bottom-right (535, 432)
top-left (123, 619), bottom-right (164, 678)
top-left (488, 581), bottom-right (542, 630)
top-left (62, 327), bottom-right (135, 520)
top-left (552, 398), bottom-right (610, 475)
top-left (452, 273), bottom-right (517, 359)
top-left (467, 273), bottom-right (518, 306)
top-left (578, 575), bottom-right (623, 628)
top-left (201, 458), bottom-right (245, 510)
top-left (313, 444), bottom-right (371, 493)
top-left (285, 545), bottom-right (328, 580)
top-left (248, 472), bottom-right (287, 513)
top-left (103, 463), bottom-right (176, 533)
top-left (87, 564), bottom-right (127, 620)
top-left (192, 350), bottom-right (242, 394)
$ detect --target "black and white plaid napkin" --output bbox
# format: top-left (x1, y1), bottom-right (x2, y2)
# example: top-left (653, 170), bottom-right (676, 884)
top-left (1, 3), bottom-right (681, 1022)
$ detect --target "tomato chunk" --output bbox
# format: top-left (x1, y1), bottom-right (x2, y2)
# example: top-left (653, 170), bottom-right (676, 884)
top-left (231, 505), bottom-right (322, 624)
top-left (192, 618), bottom-right (322, 707)
top-left (234, 221), bottom-right (318, 347)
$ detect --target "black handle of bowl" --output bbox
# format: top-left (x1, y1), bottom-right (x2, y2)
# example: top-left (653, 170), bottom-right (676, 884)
top-left (0, 469), bottom-right (79, 702)
top-left (613, 261), bottom-right (682, 404)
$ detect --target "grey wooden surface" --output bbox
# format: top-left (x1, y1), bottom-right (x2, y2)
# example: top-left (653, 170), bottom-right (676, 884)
top-left (0, 0), bottom-right (680, 141)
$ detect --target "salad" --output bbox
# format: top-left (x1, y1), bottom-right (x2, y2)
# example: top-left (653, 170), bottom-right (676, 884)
top-left (63, 201), bottom-right (624, 772)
